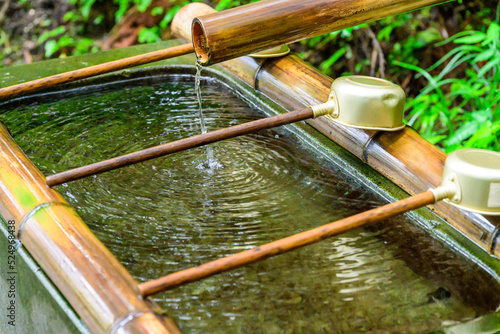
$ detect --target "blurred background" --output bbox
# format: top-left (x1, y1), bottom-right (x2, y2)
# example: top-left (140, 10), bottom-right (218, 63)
top-left (0, 0), bottom-right (498, 152)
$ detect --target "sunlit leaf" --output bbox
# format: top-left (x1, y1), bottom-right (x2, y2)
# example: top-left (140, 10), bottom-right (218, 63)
top-left (454, 32), bottom-right (486, 44)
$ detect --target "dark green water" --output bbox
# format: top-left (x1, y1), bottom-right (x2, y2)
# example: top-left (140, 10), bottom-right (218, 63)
top-left (2, 73), bottom-right (499, 333)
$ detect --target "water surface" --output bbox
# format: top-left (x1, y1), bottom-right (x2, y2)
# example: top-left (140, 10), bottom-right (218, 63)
top-left (2, 73), bottom-right (499, 333)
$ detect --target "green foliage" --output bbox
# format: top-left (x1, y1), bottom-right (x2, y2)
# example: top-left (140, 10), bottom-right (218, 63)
top-left (37, 0), bottom-right (191, 59)
top-left (396, 17), bottom-right (500, 152)
top-left (138, 26), bottom-right (161, 43)
top-left (38, 25), bottom-right (98, 58)
top-left (298, 24), bottom-right (368, 76)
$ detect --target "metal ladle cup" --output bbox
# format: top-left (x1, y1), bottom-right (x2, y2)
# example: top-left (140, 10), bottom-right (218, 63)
top-left (312, 76), bottom-right (500, 215)
top-left (432, 149), bottom-right (500, 215)
top-left (314, 76), bottom-right (406, 131)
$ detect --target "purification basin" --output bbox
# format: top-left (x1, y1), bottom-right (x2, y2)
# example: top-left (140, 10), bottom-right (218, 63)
top-left (1, 40), bottom-right (500, 334)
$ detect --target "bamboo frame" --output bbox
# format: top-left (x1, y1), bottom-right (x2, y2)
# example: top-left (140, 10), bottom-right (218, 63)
top-left (172, 3), bottom-right (500, 257)
top-left (0, 123), bottom-right (180, 333)
top-left (191, 0), bottom-right (447, 65)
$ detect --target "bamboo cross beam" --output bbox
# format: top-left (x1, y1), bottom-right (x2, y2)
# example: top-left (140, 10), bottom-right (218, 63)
top-left (138, 191), bottom-right (438, 296)
top-left (0, 43), bottom-right (194, 100)
top-left (46, 106), bottom-right (333, 187)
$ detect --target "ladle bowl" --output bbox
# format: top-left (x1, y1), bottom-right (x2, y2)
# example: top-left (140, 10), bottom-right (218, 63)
top-left (326, 76), bottom-right (406, 131)
top-left (440, 148), bottom-right (500, 215)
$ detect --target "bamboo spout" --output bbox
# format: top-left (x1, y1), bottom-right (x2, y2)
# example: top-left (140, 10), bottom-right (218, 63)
top-left (191, 0), bottom-right (446, 65)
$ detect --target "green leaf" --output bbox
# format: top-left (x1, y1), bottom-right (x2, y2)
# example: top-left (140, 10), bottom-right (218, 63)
top-left (138, 26), bottom-right (160, 43)
top-left (319, 47), bottom-right (347, 74)
top-left (81, 0), bottom-right (96, 19)
top-left (454, 32), bottom-right (486, 44)
top-left (51, 26), bottom-right (66, 37)
top-left (114, 0), bottom-right (130, 22)
top-left (94, 14), bottom-right (104, 25)
top-left (74, 38), bottom-right (94, 55)
top-left (37, 26), bottom-right (66, 45)
top-left (426, 134), bottom-right (447, 145)
top-left (477, 57), bottom-right (500, 77)
top-left (216, 0), bottom-right (234, 10)
top-left (57, 36), bottom-right (75, 48)
top-left (415, 27), bottom-right (443, 48)
top-left (137, 0), bottom-right (152, 12)
top-left (463, 122), bottom-right (499, 149)
top-left (435, 30), bottom-right (475, 47)
top-left (160, 5), bottom-right (181, 28)
top-left (377, 25), bottom-right (394, 43)
top-left (37, 31), bottom-right (51, 45)
top-left (486, 22), bottom-right (500, 42)
top-left (444, 121), bottom-right (480, 147)
top-left (151, 6), bottom-right (163, 16)
top-left (474, 49), bottom-right (495, 62)
top-left (63, 11), bottom-right (75, 22)
top-left (44, 40), bottom-right (60, 58)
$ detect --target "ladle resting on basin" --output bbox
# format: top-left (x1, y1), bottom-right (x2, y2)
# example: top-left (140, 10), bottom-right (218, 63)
top-left (135, 76), bottom-right (499, 296)
top-left (138, 149), bottom-right (500, 296)
top-left (46, 75), bottom-right (402, 186)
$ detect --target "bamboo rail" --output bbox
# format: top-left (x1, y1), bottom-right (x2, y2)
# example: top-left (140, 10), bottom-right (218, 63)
top-left (139, 191), bottom-right (437, 296)
top-left (191, 0), bottom-right (447, 65)
top-left (172, 3), bottom-right (500, 256)
top-left (0, 43), bottom-right (193, 100)
top-left (0, 123), bottom-right (180, 333)
top-left (46, 107), bottom-right (314, 186)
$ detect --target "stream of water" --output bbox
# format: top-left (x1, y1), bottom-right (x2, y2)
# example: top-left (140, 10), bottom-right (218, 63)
top-left (195, 61), bottom-right (222, 172)
top-left (2, 73), bottom-right (499, 333)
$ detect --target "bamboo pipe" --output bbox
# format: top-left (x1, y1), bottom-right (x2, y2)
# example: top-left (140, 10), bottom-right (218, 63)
top-left (191, 0), bottom-right (447, 65)
top-left (138, 190), bottom-right (438, 296)
top-left (0, 123), bottom-right (179, 333)
top-left (46, 107), bottom-right (325, 186)
top-left (0, 43), bottom-right (193, 100)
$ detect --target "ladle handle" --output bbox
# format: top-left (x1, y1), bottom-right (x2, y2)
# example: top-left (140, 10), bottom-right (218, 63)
top-left (46, 107), bottom-right (314, 186)
top-left (138, 190), bottom-right (436, 296)
top-left (0, 43), bottom-right (194, 100)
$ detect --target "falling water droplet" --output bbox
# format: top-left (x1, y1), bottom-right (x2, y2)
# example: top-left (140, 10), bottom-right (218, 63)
top-left (195, 60), bottom-right (223, 172)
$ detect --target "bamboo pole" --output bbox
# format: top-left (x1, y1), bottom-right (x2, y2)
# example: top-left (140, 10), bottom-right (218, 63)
top-left (46, 107), bottom-right (314, 187)
top-left (191, 0), bottom-right (447, 65)
top-left (0, 123), bottom-right (179, 333)
top-left (0, 43), bottom-right (193, 100)
top-left (138, 191), bottom-right (437, 296)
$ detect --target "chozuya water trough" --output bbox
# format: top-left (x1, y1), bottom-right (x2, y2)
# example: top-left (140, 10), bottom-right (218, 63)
top-left (0, 0), bottom-right (500, 334)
